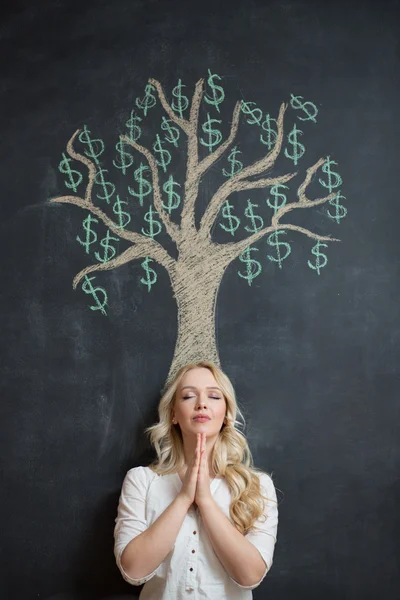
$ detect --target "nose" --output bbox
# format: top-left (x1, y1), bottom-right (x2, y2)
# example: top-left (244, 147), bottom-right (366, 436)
top-left (195, 394), bottom-right (207, 410)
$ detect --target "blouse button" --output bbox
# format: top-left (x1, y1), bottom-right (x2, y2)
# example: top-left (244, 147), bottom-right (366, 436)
top-left (192, 549), bottom-right (195, 553)
top-left (193, 531), bottom-right (197, 535)
top-left (189, 568), bottom-right (193, 572)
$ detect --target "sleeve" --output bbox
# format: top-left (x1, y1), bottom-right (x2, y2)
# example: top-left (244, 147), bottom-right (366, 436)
top-left (229, 472), bottom-right (279, 590)
top-left (113, 466), bottom-right (159, 586)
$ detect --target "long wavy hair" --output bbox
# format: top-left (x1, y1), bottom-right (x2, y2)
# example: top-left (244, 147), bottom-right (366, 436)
top-left (144, 361), bottom-right (276, 535)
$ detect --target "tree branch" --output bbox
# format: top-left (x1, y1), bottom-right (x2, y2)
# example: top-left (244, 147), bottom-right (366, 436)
top-left (298, 157), bottom-right (327, 203)
top-left (120, 135), bottom-right (180, 244)
top-left (148, 78), bottom-right (190, 134)
top-left (181, 95), bottom-right (244, 233)
top-left (225, 224), bottom-right (340, 263)
top-left (189, 78), bottom-right (205, 129)
top-left (234, 101), bottom-right (287, 181)
top-left (51, 195), bottom-right (176, 273)
top-left (138, 78), bottom-right (206, 237)
top-left (179, 79), bottom-right (205, 232)
top-left (196, 100), bottom-right (242, 178)
top-left (72, 243), bottom-right (175, 289)
top-left (272, 157), bottom-right (336, 227)
top-left (234, 171), bottom-right (296, 193)
top-left (199, 102), bottom-right (288, 236)
top-left (218, 155), bottom-right (341, 263)
top-left (199, 171), bottom-right (295, 238)
top-left (64, 129), bottom-right (97, 203)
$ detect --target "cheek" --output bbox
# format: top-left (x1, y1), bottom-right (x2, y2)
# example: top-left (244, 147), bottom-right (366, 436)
top-left (216, 404), bottom-right (227, 419)
top-left (179, 404), bottom-right (192, 418)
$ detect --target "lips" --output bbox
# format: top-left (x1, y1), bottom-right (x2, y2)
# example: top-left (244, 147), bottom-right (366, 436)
top-left (193, 416), bottom-right (210, 421)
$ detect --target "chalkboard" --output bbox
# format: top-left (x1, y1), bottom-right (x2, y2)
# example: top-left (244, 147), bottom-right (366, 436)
top-left (1, 0), bottom-right (399, 599)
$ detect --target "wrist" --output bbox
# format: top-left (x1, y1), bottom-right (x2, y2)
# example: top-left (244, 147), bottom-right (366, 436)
top-left (176, 493), bottom-right (193, 512)
top-left (197, 496), bottom-right (215, 511)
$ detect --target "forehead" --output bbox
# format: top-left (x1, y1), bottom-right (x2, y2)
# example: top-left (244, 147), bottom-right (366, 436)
top-left (178, 367), bottom-right (219, 389)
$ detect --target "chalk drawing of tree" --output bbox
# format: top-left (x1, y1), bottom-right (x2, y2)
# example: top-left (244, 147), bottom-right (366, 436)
top-left (52, 72), bottom-right (347, 381)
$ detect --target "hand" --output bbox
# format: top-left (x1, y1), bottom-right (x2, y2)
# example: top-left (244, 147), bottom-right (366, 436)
top-left (194, 432), bottom-right (214, 509)
top-left (178, 433), bottom-right (202, 508)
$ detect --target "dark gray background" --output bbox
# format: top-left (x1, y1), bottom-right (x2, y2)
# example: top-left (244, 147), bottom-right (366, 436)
top-left (1, 0), bottom-right (399, 598)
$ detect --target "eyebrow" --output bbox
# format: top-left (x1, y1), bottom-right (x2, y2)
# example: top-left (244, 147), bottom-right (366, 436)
top-left (180, 386), bottom-right (222, 391)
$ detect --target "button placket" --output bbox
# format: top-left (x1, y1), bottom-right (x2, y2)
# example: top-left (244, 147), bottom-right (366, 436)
top-left (185, 529), bottom-right (199, 590)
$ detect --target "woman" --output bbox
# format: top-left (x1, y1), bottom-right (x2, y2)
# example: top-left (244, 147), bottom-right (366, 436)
top-left (114, 361), bottom-right (279, 599)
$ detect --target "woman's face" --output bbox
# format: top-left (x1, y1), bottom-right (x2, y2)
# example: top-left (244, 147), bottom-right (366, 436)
top-left (172, 367), bottom-right (227, 438)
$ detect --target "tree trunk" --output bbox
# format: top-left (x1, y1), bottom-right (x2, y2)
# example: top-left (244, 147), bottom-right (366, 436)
top-left (167, 256), bottom-right (225, 384)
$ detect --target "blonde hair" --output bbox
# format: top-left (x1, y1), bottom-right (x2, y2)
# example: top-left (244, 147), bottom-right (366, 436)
top-left (144, 360), bottom-right (276, 535)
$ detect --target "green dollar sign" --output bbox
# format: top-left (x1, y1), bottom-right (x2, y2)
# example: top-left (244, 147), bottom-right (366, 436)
top-left (153, 134), bottom-right (171, 173)
top-left (140, 256), bottom-right (157, 292)
top-left (112, 195), bottom-right (131, 229)
top-left (126, 110), bottom-right (142, 142)
top-left (308, 241), bottom-right (328, 275)
top-left (94, 230), bottom-right (119, 263)
top-left (319, 156), bottom-right (343, 193)
top-left (76, 213), bottom-right (98, 254)
top-left (290, 94), bottom-right (318, 123)
top-left (59, 152), bottom-right (83, 192)
top-left (328, 191), bottom-right (347, 224)
top-left (260, 114), bottom-right (278, 150)
top-left (267, 230), bottom-right (291, 269)
top-left (222, 146), bottom-right (243, 178)
top-left (141, 206), bottom-right (162, 238)
top-left (81, 275), bottom-right (108, 315)
top-left (78, 125), bottom-right (104, 163)
top-left (284, 124), bottom-right (305, 166)
top-left (94, 168), bottom-right (116, 204)
top-left (267, 184), bottom-right (289, 215)
top-left (204, 69), bottom-right (225, 113)
top-left (219, 201), bottom-right (240, 236)
top-left (238, 246), bottom-right (262, 285)
top-left (162, 175), bottom-right (181, 213)
top-left (135, 84), bottom-right (156, 116)
top-left (241, 102), bottom-right (263, 125)
top-left (128, 163), bottom-right (153, 206)
top-left (161, 116), bottom-right (180, 147)
top-left (171, 79), bottom-right (189, 118)
top-left (112, 140), bottom-right (134, 174)
top-left (244, 200), bottom-right (264, 233)
top-left (200, 113), bottom-right (223, 153)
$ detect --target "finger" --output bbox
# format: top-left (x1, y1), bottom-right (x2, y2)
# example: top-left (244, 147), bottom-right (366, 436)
top-left (197, 436), bottom-right (203, 468)
top-left (199, 444), bottom-right (205, 473)
top-left (193, 434), bottom-right (199, 462)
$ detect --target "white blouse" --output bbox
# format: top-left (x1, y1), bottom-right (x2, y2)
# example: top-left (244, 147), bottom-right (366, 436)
top-left (114, 466), bottom-right (278, 599)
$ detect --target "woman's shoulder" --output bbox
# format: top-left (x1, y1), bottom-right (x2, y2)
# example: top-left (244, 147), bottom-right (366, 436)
top-left (126, 465), bottom-right (155, 474)
top-left (253, 469), bottom-right (277, 492)
top-left (123, 465), bottom-right (160, 486)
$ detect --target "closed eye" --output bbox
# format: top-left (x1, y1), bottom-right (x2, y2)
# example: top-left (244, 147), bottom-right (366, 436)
top-left (182, 395), bottom-right (221, 400)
